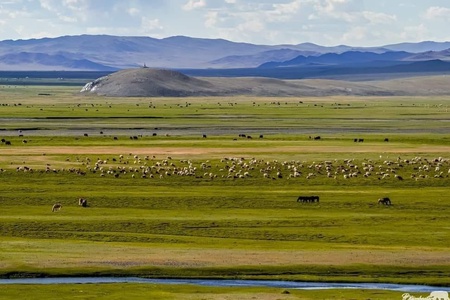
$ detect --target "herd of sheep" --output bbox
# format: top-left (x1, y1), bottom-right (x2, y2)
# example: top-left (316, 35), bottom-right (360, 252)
top-left (9, 154), bottom-right (450, 183)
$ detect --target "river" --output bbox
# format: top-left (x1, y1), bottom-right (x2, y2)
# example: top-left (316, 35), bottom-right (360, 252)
top-left (0, 277), bottom-right (449, 292)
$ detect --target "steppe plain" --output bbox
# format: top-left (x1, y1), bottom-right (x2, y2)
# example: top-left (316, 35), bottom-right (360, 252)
top-left (0, 74), bottom-right (449, 299)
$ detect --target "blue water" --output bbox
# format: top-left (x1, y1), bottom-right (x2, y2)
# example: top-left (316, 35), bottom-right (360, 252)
top-left (0, 277), bottom-right (449, 292)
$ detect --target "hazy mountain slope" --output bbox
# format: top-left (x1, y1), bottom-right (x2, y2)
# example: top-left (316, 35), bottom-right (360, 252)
top-left (406, 49), bottom-right (450, 61)
top-left (0, 35), bottom-right (275, 69)
top-left (291, 42), bottom-right (388, 54)
top-left (208, 49), bottom-right (317, 68)
top-left (0, 52), bottom-right (117, 71)
top-left (0, 35), bottom-right (449, 71)
top-left (182, 60), bottom-right (450, 80)
top-left (383, 41), bottom-right (450, 53)
top-left (259, 51), bottom-right (413, 68)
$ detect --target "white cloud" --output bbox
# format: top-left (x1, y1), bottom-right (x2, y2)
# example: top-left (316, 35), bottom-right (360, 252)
top-left (141, 17), bottom-right (164, 32)
top-left (400, 23), bottom-right (429, 41)
top-left (236, 18), bottom-right (264, 32)
top-left (183, 0), bottom-right (206, 11)
top-left (266, 0), bottom-right (304, 22)
top-left (128, 8), bottom-right (140, 17)
top-left (425, 6), bottom-right (450, 20)
top-left (205, 11), bottom-right (219, 28)
top-left (362, 11), bottom-right (396, 24)
top-left (341, 26), bottom-right (367, 44)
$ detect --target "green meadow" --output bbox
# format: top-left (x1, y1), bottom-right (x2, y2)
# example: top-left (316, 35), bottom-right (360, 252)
top-left (0, 85), bottom-right (449, 299)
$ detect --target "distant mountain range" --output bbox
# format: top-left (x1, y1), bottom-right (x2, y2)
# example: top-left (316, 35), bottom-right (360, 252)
top-left (0, 35), bottom-right (450, 79)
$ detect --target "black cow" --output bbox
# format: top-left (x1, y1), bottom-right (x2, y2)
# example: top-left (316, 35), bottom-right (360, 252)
top-left (378, 197), bottom-right (391, 206)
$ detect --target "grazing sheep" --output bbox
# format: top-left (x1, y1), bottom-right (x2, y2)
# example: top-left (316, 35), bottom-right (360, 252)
top-left (52, 203), bottom-right (62, 212)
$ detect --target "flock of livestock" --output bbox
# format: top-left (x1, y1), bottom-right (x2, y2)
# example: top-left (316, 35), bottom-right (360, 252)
top-left (9, 154), bottom-right (448, 212)
top-left (11, 154), bottom-right (449, 183)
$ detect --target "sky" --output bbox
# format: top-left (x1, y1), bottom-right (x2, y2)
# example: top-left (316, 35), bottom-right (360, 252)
top-left (0, 0), bottom-right (449, 46)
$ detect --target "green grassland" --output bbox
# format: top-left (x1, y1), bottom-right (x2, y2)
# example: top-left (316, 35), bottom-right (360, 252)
top-left (0, 85), bottom-right (449, 298)
top-left (0, 283), bottom-right (406, 300)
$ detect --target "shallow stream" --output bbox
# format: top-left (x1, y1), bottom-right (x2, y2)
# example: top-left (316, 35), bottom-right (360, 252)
top-left (0, 277), bottom-right (449, 292)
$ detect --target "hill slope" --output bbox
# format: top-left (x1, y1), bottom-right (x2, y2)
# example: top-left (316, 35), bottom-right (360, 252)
top-left (80, 68), bottom-right (450, 97)
top-left (81, 68), bottom-right (217, 97)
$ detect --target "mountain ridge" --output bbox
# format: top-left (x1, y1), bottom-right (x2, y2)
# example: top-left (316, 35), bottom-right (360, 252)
top-left (0, 35), bottom-right (449, 73)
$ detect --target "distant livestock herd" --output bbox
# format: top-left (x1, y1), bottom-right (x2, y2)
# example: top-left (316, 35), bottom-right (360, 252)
top-left (51, 194), bottom-right (392, 212)
top-left (9, 154), bottom-right (450, 183)
top-left (52, 197), bottom-right (88, 212)
top-left (296, 195), bottom-right (392, 205)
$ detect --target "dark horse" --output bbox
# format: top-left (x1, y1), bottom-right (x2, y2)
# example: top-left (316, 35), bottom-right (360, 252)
top-left (378, 197), bottom-right (391, 206)
top-left (297, 195), bottom-right (320, 203)
top-left (78, 198), bottom-right (88, 207)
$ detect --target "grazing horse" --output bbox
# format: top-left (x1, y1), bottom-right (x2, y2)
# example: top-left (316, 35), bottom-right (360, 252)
top-left (52, 203), bottom-right (62, 212)
top-left (297, 195), bottom-right (320, 203)
top-left (78, 198), bottom-right (88, 207)
top-left (378, 197), bottom-right (391, 206)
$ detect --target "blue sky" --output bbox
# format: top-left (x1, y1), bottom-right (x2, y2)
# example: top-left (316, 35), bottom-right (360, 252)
top-left (0, 0), bottom-right (449, 46)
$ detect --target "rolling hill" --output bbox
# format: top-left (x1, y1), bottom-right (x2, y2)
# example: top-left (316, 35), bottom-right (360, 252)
top-left (80, 68), bottom-right (450, 97)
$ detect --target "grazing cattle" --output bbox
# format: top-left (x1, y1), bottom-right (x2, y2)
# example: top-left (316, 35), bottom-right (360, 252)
top-left (5, 141), bottom-right (11, 145)
top-left (52, 203), bottom-right (62, 212)
top-left (259, 134), bottom-right (264, 139)
top-left (313, 136), bottom-right (321, 140)
top-left (384, 138), bottom-right (389, 142)
top-left (378, 197), bottom-right (391, 206)
top-left (297, 195), bottom-right (320, 203)
top-left (358, 138), bottom-right (364, 142)
top-left (78, 198), bottom-right (88, 207)
top-left (83, 133), bottom-right (88, 137)
top-left (202, 134), bottom-right (207, 138)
